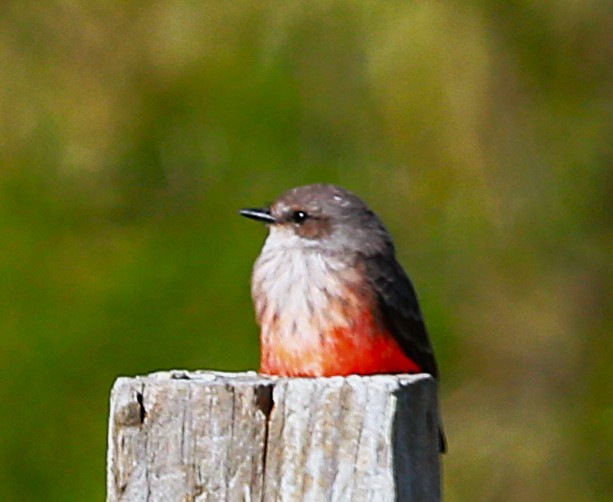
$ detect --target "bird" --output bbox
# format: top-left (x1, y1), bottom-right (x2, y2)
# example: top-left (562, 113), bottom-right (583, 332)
top-left (240, 183), bottom-right (445, 451)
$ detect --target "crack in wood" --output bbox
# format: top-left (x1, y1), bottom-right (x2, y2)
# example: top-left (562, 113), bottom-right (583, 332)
top-left (255, 383), bottom-right (274, 502)
top-left (136, 390), bottom-right (146, 424)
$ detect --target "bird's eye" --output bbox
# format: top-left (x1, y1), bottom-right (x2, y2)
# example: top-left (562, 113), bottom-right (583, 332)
top-left (291, 210), bottom-right (308, 224)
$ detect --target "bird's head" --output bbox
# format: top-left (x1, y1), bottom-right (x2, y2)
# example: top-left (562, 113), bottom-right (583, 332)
top-left (240, 184), bottom-right (393, 257)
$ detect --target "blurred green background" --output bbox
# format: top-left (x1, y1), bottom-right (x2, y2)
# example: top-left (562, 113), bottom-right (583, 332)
top-left (0, 1), bottom-right (610, 500)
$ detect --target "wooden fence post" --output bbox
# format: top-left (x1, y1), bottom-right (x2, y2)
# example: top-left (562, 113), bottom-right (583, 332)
top-left (107, 371), bottom-right (441, 501)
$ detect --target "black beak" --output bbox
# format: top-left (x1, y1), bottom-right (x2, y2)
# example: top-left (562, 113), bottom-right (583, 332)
top-left (239, 207), bottom-right (276, 224)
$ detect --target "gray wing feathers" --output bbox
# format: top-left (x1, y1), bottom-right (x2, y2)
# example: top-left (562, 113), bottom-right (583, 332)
top-left (365, 255), bottom-right (439, 379)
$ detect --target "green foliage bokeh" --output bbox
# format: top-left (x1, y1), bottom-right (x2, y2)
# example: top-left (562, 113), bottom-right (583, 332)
top-left (0, 1), bottom-right (610, 500)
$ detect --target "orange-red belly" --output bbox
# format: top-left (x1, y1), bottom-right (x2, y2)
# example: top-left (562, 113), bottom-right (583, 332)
top-left (260, 309), bottom-right (421, 377)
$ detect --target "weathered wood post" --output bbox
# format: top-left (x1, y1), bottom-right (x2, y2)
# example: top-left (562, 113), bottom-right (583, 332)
top-left (107, 371), bottom-right (441, 501)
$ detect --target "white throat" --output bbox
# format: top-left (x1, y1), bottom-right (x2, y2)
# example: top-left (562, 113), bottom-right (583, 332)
top-left (251, 227), bottom-right (355, 342)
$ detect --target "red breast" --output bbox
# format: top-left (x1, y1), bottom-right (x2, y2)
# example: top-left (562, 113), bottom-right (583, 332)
top-left (260, 296), bottom-right (422, 377)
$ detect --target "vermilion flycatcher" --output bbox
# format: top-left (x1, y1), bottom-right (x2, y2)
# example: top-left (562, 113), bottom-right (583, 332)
top-left (240, 184), bottom-right (445, 451)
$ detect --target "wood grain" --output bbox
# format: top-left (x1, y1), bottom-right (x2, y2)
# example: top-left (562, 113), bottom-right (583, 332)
top-left (107, 371), bottom-right (440, 501)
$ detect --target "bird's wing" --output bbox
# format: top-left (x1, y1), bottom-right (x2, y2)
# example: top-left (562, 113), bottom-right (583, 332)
top-left (364, 255), bottom-right (439, 379)
top-left (365, 253), bottom-right (447, 452)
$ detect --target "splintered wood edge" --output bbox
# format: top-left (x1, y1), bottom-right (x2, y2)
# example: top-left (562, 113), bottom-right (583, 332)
top-left (116, 369), bottom-right (435, 386)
